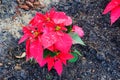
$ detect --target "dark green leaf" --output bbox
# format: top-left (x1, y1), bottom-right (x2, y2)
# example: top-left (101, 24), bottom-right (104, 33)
top-left (68, 52), bottom-right (78, 63)
top-left (66, 25), bottom-right (72, 33)
top-left (44, 49), bottom-right (56, 58)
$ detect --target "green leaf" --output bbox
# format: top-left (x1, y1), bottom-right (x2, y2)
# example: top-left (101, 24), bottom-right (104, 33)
top-left (69, 32), bottom-right (85, 45)
top-left (68, 52), bottom-right (78, 63)
top-left (66, 25), bottom-right (72, 33)
top-left (44, 49), bottom-right (56, 58)
top-left (74, 49), bottom-right (82, 56)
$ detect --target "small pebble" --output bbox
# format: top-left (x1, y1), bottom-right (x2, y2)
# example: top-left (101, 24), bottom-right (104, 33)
top-left (92, 69), bottom-right (95, 73)
top-left (14, 64), bottom-right (22, 70)
top-left (82, 57), bottom-right (86, 60)
top-left (0, 63), bottom-right (3, 66)
top-left (8, 62), bottom-right (11, 65)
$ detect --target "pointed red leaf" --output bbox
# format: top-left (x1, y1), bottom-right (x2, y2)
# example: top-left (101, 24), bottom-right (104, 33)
top-left (61, 59), bottom-right (67, 65)
top-left (40, 57), bottom-right (48, 67)
top-left (103, 0), bottom-right (119, 14)
top-left (29, 12), bottom-right (44, 26)
top-left (53, 12), bottom-right (72, 26)
top-left (58, 52), bottom-right (74, 65)
top-left (48, 8), bottom-right (56, 18)
top-left (18, 26), bottom-right (32, 44)
top-left (62, 53), bottom-right (74, 60)
top-left (55, 34), bottom-right (72, 53)
top-left (26, 39), bottom-right (31, 60)
top-left (54, 60), bottom-right (63, 75)
top-left (18, 34), bottom-right (29, 44)
top-left (47, 45), bottom-right (56, 52)
top-left (30, 40), bottom-right (43, 66)
top-left (47, 57), bottom-right (54, 71)
top-left (111, 6), bottom-right (120, 24)
top-left (41, 32), bottom-right (58, 48)
top-left (22, 26), bottom-right (31, 34)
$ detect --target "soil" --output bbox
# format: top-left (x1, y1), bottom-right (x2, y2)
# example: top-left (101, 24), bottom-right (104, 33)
top-left (0, 0), bottom-right (120, 80)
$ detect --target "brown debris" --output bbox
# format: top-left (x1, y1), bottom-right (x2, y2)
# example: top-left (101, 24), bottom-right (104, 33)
top-left (14, 64), bottom-right (22, 70)
top-left (0, 0), bottom-right (2, 4)
top-left (12, 6), bottom-right (22, 20)
top-left (26, 1), bottom-right (34, 7)
top-left (19, 4), bottom-right (30, 10)
top-left (15, 52), bottom-right (26, 59)
top-left (0, 63), bottom-right (3, 66)
top-left (17, 0), bottom-right (45, 10)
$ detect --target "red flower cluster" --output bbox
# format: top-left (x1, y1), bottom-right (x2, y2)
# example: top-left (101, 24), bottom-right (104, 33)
top-left (19, 8), bottom-right (84, 75)
top-left (103, 0), bottom-right (120, 25)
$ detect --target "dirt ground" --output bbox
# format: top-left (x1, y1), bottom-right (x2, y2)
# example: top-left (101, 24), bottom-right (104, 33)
top-left (0, 0), bottom-right (120, 80)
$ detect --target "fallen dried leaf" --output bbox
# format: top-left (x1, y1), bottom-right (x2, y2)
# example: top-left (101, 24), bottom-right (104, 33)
top-left (19, 4), bottom-right (30, 10)
top-left (26, 1), bottom-right (34, 8)
top-left (0, 0), bottom-right (2, 4)
top-left (17, 0), bottom-right (23, 4)
top-left (33, 1), bottom-right (40, 6)
top-left (39, 0), bottom-right (45, 8)
top-left (15, 52), bottom-right (26, 59)
top-left (30, 0), bottom-right (35, 3)
top-left (17, 0), bottom-right (44, 10)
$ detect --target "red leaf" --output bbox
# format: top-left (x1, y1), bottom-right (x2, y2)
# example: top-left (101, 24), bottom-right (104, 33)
top-left (55, 34), bottom-right (72, 53)
top-left (47, 57), bottom-right (54, 71)
top-left (40, 57), bottom-right (48, 67)
top-left (61, 59), bottom-right (66, 65)
top-left (58, 52), bottom-right (74, 65)
top-left (30, 40), bottom-right (43, 66)
top-left (41, 32), bottom-right (58, 48)
top-left (54, 60), bottom-right (63, 75)
top-left (47, 45), bottom-right (56, 52)
top-left (22, 26), bottom-right (31, 34)
top-left (18, 34), bottom-right (28, 44)
top-left (64, 16), bottom-right (72, 26)
top-left (46, 8), bottom-right (55, 18)
top-left (18, 26), bottom-right (31, 44)
top-left (53, 12), bottom-right (72, 26)
top-left (61, 52), bottom-right (74, 60)
top-left (29, 12), bottom-right (44, 26)
top-left (103, 0), bottom-right (119, 14)
top-left (26, 39), bottom-right (31, 60)
top-left (111, 6), bottom-right (120, 24)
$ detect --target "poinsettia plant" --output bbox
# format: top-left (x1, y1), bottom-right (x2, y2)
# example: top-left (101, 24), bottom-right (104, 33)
top-left (19, 8), bottom-right (85, 75)
top-left (103, 0), bottom-right (120, 25)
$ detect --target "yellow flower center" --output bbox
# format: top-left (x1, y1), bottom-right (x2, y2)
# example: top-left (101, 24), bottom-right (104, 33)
top-left (55, 26), bottom-right (61, 31)
top-left (33, 31), bottom-right (39, 37)
top-left (56, 52), bottom-right (59, 55)
top-left (46, 17), bottom-right (50, 21)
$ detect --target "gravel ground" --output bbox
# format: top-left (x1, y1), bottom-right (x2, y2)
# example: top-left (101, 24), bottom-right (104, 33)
top-left (0, 0), bottom-right (120, 80)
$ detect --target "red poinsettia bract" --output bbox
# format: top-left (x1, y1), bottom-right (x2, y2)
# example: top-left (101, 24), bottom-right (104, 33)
top-left (18, 23), bottom-right (44, 66)
top-left (41, 46), bottom-right (73, 75)
top-left (103, 0), bottom-right (120, 25)
top-left (19, 8), bottom-right (84, 75)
